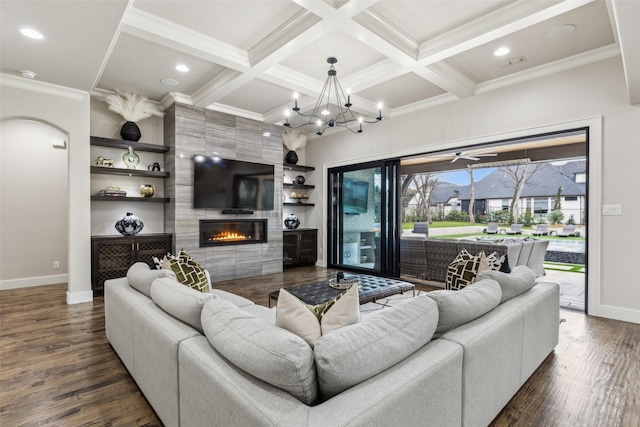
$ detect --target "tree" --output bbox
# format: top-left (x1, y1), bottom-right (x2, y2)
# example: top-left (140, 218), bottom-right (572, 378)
top-left (467, 166), bottom-right (475, 223)
top-left (553, 186), bottom-right (562, 210)
top-left (401, 172), bottom-right (440, 223)
top-left (500, 163), bottom-right (542, 223)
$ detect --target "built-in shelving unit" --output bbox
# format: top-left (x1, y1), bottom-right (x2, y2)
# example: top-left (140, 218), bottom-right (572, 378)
top-left (90, 136), bottom-right (170, 153)
top-left (283, 163), bottom-right (315, 207)
top-left (91, 196), bottom-right (170, 203)
top-left (90, 136), bottom-right (170, 203)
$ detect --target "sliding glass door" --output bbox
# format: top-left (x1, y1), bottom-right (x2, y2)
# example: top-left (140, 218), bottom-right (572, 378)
top-left (328, 160), bottom-right (401, 276)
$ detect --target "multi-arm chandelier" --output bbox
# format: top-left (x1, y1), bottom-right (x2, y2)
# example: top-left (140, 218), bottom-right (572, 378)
top-left (283, 57), bottom-right (383, 136)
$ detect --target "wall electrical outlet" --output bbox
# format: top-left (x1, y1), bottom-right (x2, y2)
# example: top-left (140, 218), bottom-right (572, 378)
top-left (602, 204), bottom-right (622, 216)
top-left (53, 261), bottom-right (60, 269)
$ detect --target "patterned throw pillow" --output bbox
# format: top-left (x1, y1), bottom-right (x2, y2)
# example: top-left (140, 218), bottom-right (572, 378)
top-left (486, 251), bottom-right (507, 271)
top-left (276, 284), bottom-right (360, 348)
top-left (168, 249), bottom-right (209, 293)
top-left (445, 249), bottom-right (489, 290)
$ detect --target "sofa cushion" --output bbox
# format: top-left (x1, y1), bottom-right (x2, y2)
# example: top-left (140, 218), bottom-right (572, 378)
top-left (275, 284), bottom-right (360, 348)
top-left (150, 277), bottom-right (214, 333)
top-left (314, 294), bottom-right (438, 399)
top-left (168, 249), bottom-right (209, 293)
top-left (427, 279), bottom-right (502, 337)
top-left (445, 249), bottom-right (489, 290)
top-left (477, 265), bottom-right (536, 303)
top-left (127, 262), bottom-right (176, 297)
top-left (210, 288), bottom-right (254, 308)
top-left (201, 297), bottom-right (318, 405)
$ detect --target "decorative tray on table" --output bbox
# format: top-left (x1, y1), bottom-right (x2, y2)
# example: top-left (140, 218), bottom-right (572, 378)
top-left (328, 277), bottom-right (360, 290)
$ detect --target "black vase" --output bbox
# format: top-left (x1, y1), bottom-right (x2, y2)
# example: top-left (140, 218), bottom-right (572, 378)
top-left (285, 150), bottom-right (298, 165)
top-left (120, 121), bottom-right (141, 142)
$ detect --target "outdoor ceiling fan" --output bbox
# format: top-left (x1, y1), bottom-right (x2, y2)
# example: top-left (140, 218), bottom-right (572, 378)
top-left (449, 151), bottom-right (498, 162)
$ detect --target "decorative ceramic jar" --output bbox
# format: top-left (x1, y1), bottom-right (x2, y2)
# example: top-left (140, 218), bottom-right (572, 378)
top-left (285, 150), bottom-right (298, 165)
top-left (115, 212), bottom-right (144, 236)
top-left (123, 147), bottom-right (140, 169)
top-left (284, 213), bottom-right (300, 230)
top-left (293, 175), bottom-right (305, 185)
top-left (139, 184), bottom-right (155, 197)
top-left (120, 121), bottom-right (141, 141)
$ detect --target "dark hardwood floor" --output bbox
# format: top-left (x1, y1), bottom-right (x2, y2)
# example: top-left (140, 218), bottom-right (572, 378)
top-left (1, 266), bottom-right (638, 426)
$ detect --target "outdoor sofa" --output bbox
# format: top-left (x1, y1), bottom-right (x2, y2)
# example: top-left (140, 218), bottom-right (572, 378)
top-left (400, 237), bottom-right (549, 282)
top-left (105, 262), bottom-right (559, 427)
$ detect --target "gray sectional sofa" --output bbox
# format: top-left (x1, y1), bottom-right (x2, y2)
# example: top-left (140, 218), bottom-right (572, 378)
top-left (400, 237), bottom-right (550, 283)
top-left (105, 263), bottom-right (559, 427)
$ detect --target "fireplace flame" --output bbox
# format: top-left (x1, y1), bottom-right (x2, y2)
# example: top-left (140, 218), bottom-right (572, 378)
top-left (209, 231), bottom-right (253, 242)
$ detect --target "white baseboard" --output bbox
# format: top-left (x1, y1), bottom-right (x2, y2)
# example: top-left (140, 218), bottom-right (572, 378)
top-left (0, 274), bottom-right (68, 290)
top-left (596, 304), bottom-right (640, 325)
top-left (66, 290), bottom-right (93, 304)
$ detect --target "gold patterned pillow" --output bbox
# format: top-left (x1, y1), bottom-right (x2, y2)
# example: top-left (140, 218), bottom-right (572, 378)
top-left (168, 249), bottom-right (209, 293)
top-left (445, 249), bottom-right (489, 290)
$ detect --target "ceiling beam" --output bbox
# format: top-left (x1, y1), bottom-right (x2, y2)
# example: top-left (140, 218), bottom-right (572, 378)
top-left (611, 0), bottom-right (640, 105)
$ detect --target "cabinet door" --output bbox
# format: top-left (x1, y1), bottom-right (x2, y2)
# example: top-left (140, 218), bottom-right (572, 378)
top-left (297, 231), bottom-right (317, 264)
top-left (283, 233), bottom-right (299, 265)
top-left (135, 235), bottom-right (172, 267)
top-left (92, 238), bottom-right (136, 292)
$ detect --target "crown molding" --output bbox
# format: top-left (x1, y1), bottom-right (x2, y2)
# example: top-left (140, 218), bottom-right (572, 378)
top-left (161, 92), bottom-right (193, 109)
top-left (0, 73), bottom-right (88, 100)
top-left (206, 103), bottom-right (264, 123)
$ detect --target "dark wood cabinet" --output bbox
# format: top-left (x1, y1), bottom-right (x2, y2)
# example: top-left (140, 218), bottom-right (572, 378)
top-left (283, 228), bottom-right (317, 267)
top-left (91, 234), bottom-right (172, 293)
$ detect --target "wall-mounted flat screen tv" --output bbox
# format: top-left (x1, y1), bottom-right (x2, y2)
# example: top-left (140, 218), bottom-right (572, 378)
top-left (194, 156), bottom-right (275, 210)
top-left (343, 178), bottom-right (369, 214)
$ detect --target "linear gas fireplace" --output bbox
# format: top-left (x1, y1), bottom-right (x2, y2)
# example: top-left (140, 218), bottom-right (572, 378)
top-left (200, 219), bottom-right (268, 247)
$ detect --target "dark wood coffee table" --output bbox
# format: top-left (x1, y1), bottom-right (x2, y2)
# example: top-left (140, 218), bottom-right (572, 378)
top-left (268, 274), bottom-right (415, 307)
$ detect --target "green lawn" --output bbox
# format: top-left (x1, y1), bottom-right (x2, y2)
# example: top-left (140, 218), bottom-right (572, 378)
top-left (403, 221), bottom-right (474, 229)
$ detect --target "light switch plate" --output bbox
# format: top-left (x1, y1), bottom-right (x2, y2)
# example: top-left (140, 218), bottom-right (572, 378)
top-left (602, 204), bottom-right (622, 215)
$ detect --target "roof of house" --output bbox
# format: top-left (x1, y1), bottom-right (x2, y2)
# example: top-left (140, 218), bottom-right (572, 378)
top-left (429, 161), bottom-right (586, 203)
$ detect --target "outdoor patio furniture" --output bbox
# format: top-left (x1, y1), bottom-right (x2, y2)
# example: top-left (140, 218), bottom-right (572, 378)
top-left (526, 239), bottom-right (550, 276)
top-left (556, 224), bottom-right (578, 237)
top-left (486, 222), bottom-right (499, 234)
top-left (532, 224), bottom-right (549, 236)
top-left (412, 222), bottom-right (429, 236)
top-left (506, 224), bottom-right (523, 235)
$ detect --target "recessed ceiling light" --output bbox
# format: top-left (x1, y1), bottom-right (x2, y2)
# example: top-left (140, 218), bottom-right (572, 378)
top-left (161, 78), bottom-right (179, 86)
top-left (263, 132), bottom-right (271, 137)
top-left (20, 28), bottom-right (44, 40)
top-left (547, 24), bottom-right (575, 38)
top-left (494, 47), bottom-right (510, 57)
top-left (176, 64), bottom-right (189, 72)
top-left (20, 70), bottom-right (36, 79)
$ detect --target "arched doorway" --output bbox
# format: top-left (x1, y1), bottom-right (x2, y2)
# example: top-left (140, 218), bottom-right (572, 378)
top-left (0, 119), bottom-right (69, 288)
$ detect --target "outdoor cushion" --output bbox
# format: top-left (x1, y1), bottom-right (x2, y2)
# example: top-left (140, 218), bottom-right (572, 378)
top-left (427, 279), bottom-right (502, 337)
top-left (314, 294), bottom-right (438, 399)
top-left (201, 297), bottom-right (318, 405)
top-left (127, 262), bottom-right (175, 297)
top-left (477, 265), bottom-right (536, 303)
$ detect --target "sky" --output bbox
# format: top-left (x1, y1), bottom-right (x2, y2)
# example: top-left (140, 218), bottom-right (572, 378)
top-left (437, 168), bottom-right (495, 186)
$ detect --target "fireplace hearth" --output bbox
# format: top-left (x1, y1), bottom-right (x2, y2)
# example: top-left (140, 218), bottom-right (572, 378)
top-left (200, 219), bottom-right (268, 247)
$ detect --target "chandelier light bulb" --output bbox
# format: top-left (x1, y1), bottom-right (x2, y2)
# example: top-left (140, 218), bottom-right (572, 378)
top-left (321, 110), bottom-right (330, 116)
top-left (293, 92), bottom-right (299, 111)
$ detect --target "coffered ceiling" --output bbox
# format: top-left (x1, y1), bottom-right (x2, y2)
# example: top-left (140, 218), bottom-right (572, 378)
top-left (1, 0), bottom-right (638, 136)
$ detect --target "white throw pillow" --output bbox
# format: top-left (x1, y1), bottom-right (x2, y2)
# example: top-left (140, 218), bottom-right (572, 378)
top-left (276, 284), bottom-right (360, 348)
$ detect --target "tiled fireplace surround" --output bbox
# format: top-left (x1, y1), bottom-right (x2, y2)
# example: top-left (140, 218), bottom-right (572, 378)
top-left (164, 103), bottom-right (284, 282)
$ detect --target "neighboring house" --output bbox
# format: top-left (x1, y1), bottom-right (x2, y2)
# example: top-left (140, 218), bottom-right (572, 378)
top-left (426, 161), bottom-right (586, 222)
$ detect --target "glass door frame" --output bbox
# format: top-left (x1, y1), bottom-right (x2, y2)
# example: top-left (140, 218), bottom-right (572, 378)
top-left (327, 159), bottom-right (401, 277)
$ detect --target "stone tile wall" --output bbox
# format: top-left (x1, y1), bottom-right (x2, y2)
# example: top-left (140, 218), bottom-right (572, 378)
top-left (164, 103), bottom-right (284, 281)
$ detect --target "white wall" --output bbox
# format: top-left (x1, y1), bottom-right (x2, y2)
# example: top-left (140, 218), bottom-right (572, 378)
top-left (0, 83), bottom-right (91, 303)
top-left (308, 57), bottom-right (640, 324)
top-left (0, 119), bottom-right (68, 286)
